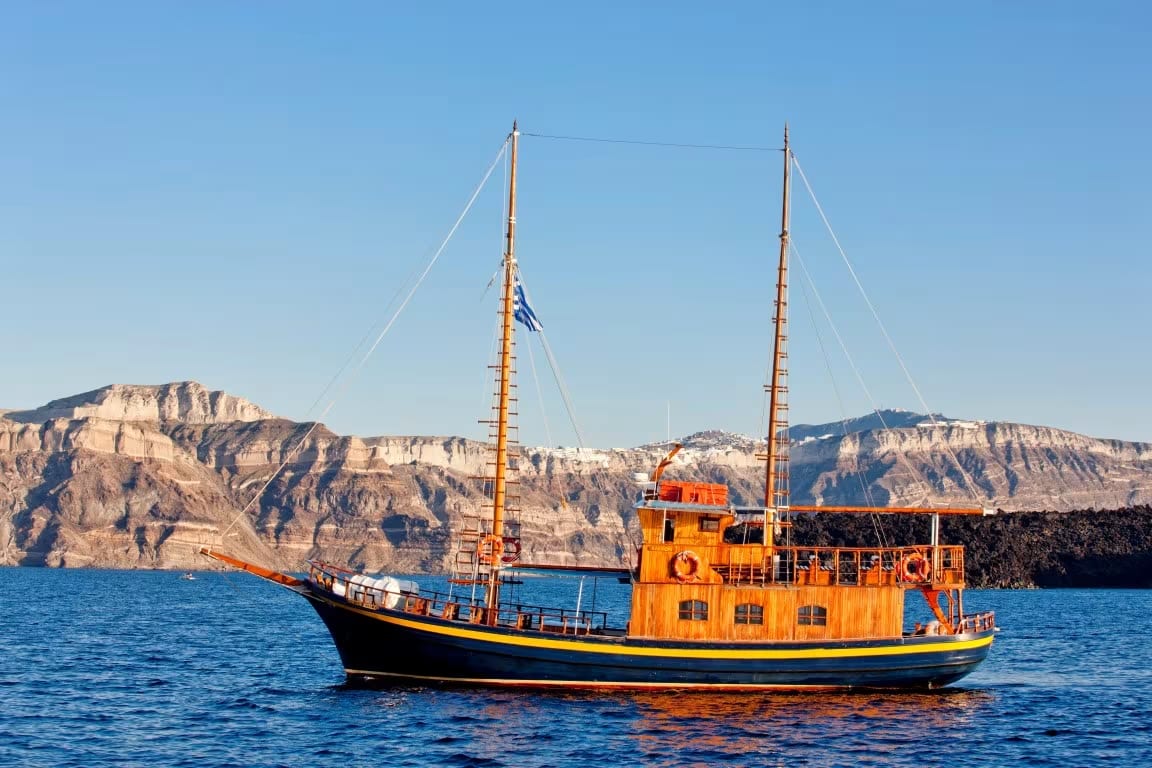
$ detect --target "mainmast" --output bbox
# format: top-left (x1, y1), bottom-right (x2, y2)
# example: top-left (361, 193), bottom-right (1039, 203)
top-left (486, 121), bottom-right (520, 614)
top-left (763, 125), bottom-right (792, 546)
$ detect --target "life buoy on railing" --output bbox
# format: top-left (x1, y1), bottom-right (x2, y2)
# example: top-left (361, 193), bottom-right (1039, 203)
top-left (501, 536), bottom-right (522, 564)
top-left (671, 550), bottom-right (702, 583)
top-left (901, 553), bottom-right (931, 583)
top-left (478, 534), bottom-right (505, 565)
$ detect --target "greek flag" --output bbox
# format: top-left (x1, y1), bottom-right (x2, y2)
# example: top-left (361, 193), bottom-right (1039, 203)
top-left (513, 277), bottom-right (543, 332)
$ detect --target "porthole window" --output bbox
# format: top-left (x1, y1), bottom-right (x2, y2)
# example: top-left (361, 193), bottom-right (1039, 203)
top-left (735, 603), bottom-right (763, 625)
top-left (798, 605), bottom-right (828, 626)
top-left (678, 599), bottom-right (708, 621)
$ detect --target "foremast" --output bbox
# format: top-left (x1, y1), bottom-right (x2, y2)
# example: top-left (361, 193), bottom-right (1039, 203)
top-left (485, 121), bottom-right (521, 615)
top-left (763, 125), bottom-right (792, 546)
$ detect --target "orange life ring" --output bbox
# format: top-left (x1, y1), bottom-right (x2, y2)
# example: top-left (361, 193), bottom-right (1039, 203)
top-left (901, 553), bottom-right (931, 583)
top-left (671, 550), bottom-right (701, 583)
top-left (478, 534), bottom-right (505, 565)
top-left (500, 536), bottom-right (522, 564)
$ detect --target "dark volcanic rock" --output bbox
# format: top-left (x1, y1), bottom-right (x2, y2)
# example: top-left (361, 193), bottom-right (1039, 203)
top-left (784, 507), bottom-right (1152, 589)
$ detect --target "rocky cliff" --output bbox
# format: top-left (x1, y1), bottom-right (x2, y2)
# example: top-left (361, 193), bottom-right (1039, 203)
top-left (2, 384), bottom-right (1151, 583)
top-left (5, 381), bottom-right (276, 425)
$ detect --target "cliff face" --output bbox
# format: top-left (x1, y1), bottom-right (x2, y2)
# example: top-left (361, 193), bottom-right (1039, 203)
top-left (2, 383), bottom-right (1151, 577)
top-left (5, 381), bottom-right (276, 426)
top-left (791, 420), bottom-right (1152, 510)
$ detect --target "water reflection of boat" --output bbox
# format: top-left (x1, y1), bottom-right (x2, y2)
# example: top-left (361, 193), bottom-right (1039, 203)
top-left (203, 123), bottom-right (996, 690)
top-left (630, 688), bottom-right (993, 728)
top-left (627, 689), bottom-right (993, 760)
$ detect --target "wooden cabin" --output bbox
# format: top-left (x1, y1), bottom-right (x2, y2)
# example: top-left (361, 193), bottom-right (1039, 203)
top-left (627, 480), bottom-right (968, 642)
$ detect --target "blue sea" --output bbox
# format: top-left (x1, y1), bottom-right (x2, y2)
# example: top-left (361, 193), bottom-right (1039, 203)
top-left (1, 569), bottom-right (1149, 768)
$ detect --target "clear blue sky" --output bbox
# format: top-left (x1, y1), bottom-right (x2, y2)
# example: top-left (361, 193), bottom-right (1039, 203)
top-left (2, 2), bottom-right (1149, 447)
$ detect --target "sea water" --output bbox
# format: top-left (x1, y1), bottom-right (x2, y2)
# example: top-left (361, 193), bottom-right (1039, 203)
top-left (0, 568), bottom-right (1148, 767)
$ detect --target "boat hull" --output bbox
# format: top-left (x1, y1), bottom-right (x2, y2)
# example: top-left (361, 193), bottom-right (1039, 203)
top-left (301, 588), bottom-right (993, 690)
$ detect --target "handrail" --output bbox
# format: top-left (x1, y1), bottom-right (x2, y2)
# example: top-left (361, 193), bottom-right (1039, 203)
top-left (957, 611), bottom-right (996, 634)
top-left (306, 562), bottom-right (612, 632)
top-left (701, 544), bottom-right (966, 588)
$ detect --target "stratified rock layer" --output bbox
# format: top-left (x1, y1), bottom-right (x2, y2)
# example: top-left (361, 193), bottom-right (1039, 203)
top-left (2, 384), bottom-right (1151, 584)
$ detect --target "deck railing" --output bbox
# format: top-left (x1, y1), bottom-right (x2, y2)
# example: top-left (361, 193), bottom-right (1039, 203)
top-left (307, 561), bottom-right (610, 633)
top-left (957, 611), bottom-right (996, 634)
top-left (703, 544), bottom-right (966, 588)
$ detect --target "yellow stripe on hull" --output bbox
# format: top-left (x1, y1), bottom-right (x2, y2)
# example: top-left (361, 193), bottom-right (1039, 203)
top-left (313, 593), bottom-right (994, 660)
top-left (344, 669), bottom-right (847, 690)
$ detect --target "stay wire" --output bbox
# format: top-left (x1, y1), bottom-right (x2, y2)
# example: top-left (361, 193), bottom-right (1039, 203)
top-left (789, 234), bottom-right (935, 507)
top-left (298, 245), bottom-right (435, 424)
top-left (791, 240), bottom-right (887, 547)
top-left (516, 270), bottom-right (587, 450)
top-left (523, 334), bottom-right (555, 450)
top-left (791, 152), bottom-right (985, 505)
top-left (791, 241), bottom-right (882, 510)
top-left (522, 323), bottom-right (581, 518)
top-left (216, 138), bottom-right (511, 545)
top-left (522, 131), bottom-right (779, 153)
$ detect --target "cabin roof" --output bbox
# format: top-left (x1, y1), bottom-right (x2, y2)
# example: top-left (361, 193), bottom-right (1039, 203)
top-left (635, 500), bottom-right (738, 514)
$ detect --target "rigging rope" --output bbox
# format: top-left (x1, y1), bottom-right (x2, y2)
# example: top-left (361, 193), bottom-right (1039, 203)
top-left (790, 236), bottom-right (936, 507)
top-left (516, 270), bottom-right (587, 450)
top-left (792, 242), bottom-right (882, 509)
top-left (536, 330), bottom-right (587, 450)
top-left (216, 138), bottom-right (511, 543)
top-left (524, 336), bottom-right (555, 449)
top-left (790, 153), bottom-right (985, 505)
top-left (791, 240), bottom-right (887, 547)
top-left (522, 131), bottom-right (779, 153)
top-left (522, 328), bottom-right (578, 518)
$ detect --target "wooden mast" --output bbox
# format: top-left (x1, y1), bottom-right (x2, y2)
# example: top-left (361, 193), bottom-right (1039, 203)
top-left (763, 125), bottom-right (792, 546)
top-left (486, 121), bottom-right (519, 614)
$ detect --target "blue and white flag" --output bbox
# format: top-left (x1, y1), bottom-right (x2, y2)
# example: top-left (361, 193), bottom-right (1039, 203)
top-left (513, 276), bottom-right (543, 332)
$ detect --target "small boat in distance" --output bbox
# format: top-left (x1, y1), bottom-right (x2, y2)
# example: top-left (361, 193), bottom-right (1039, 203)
top-left (181, 572), bottom-right (196, 580)
top-left (203, 123), bottom-right (996, 689)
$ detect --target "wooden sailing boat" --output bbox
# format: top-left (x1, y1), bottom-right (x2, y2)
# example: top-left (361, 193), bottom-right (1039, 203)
top-left (203, 123), bottom-right (996, 689)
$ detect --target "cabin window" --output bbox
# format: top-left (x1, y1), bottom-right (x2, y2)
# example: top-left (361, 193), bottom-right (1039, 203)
top-left (663, 517), bottom-right (675, 543)
top-left (798, 605), bottom-right (828, 626)
top-left (699, 517), bottom-right (720, 533)
top-left (734, 603), bottom-right (763, 625)
top-left (678, 600), bottom-right (708, 621)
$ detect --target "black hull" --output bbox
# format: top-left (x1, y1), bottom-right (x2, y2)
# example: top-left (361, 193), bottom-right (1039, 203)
top-left (300, 588), bottom-right (993, 691)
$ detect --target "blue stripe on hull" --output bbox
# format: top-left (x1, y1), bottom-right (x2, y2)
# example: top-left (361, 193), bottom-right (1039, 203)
top-left (303, 592), bottom-right (992, 690)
